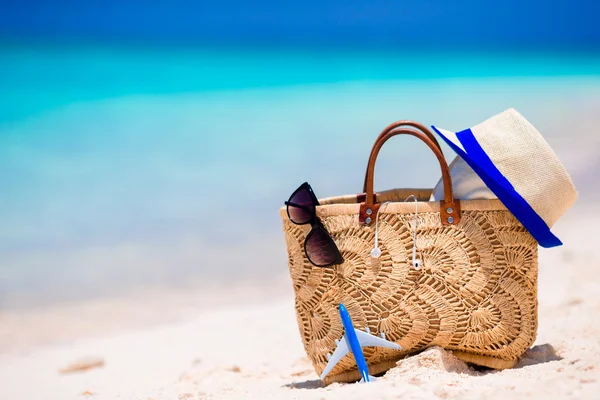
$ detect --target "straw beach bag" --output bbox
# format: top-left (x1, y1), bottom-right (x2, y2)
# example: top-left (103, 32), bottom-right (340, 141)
top-left (280, 121), bottom-right (538, 384)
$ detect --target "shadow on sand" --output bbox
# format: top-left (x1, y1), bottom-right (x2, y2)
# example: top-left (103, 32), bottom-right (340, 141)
top-left (284, 379), bottom-right (324, 390)
top-left (516, 343), bottom-right (563, 368)
top-left (284, 343), bottom-right (564, 389)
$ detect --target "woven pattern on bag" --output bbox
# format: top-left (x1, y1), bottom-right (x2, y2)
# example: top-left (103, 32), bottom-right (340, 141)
top-left (283, 205), bottom-right (538, 382)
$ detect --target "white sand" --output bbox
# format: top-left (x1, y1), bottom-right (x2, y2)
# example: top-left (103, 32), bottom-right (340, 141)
top-left (1, 207), bottom-right (599, 399)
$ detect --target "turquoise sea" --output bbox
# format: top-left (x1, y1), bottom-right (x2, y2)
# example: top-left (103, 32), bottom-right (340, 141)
top-left (1, 44), bottom-right (600, 306)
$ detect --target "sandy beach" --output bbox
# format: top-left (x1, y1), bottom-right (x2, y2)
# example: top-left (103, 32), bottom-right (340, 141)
top-left (1, 92), bottom-right (598, 399)
top-left (1, 201), bottom-right (599, 400)
top-left (2, 2), bottom-right (599, 398)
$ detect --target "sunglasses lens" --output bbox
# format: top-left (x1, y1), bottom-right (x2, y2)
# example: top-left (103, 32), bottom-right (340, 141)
top-left (287, 186), bottom-right (315, 224)
top-left (306, 227), bottom-right (343, 267)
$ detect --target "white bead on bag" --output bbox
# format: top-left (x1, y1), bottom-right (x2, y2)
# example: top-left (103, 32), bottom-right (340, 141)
top-left (371, 195), bottom-right (421, 270)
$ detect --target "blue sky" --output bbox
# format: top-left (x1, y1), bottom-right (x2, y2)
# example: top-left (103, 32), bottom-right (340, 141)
top-left (1, 1), bottom-right (599, 48)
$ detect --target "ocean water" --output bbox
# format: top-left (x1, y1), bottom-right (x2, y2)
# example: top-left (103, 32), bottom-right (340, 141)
top-left (1, 44), bottom-right (600, 306)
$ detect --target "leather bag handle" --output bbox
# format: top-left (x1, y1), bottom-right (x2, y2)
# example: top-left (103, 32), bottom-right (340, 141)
top-left (359, 126), bottom-right (461, 226)
top-left (362, 120), bottom-right (442, 193)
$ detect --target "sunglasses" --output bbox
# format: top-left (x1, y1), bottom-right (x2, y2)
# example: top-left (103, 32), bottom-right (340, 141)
top-left (285, 182), bottom-right (344, 268)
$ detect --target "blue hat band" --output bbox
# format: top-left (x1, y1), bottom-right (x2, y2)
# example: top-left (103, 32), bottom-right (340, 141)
top-left (433, 127), bottom-right (561, 248)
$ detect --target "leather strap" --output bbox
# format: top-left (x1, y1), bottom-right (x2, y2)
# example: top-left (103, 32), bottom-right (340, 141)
top-left (362, 121), bottom-right (442, 193)
top-left (360, 126), bottom-right (461, 226)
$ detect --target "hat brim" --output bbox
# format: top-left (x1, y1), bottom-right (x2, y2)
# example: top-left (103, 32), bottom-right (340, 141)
top-left (431, 125), bottom-right (562, 248)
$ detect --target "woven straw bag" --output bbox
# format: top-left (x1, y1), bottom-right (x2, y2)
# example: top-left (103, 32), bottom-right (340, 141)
top-left (280, 121), bottom-right (538, 384)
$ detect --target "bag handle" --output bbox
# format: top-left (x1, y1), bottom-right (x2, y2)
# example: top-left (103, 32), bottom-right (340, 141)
top-left (362, 121), bottom-right (443, 193)
top-left (359, 127), bottom-right (461, 226)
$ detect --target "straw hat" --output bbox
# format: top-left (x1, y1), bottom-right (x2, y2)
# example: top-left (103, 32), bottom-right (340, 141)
top-left (432, 108), bottom-right (577, 248)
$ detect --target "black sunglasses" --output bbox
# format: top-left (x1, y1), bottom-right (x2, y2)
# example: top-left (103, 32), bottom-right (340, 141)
top-left (285, 182), bottom-right (344, 268)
